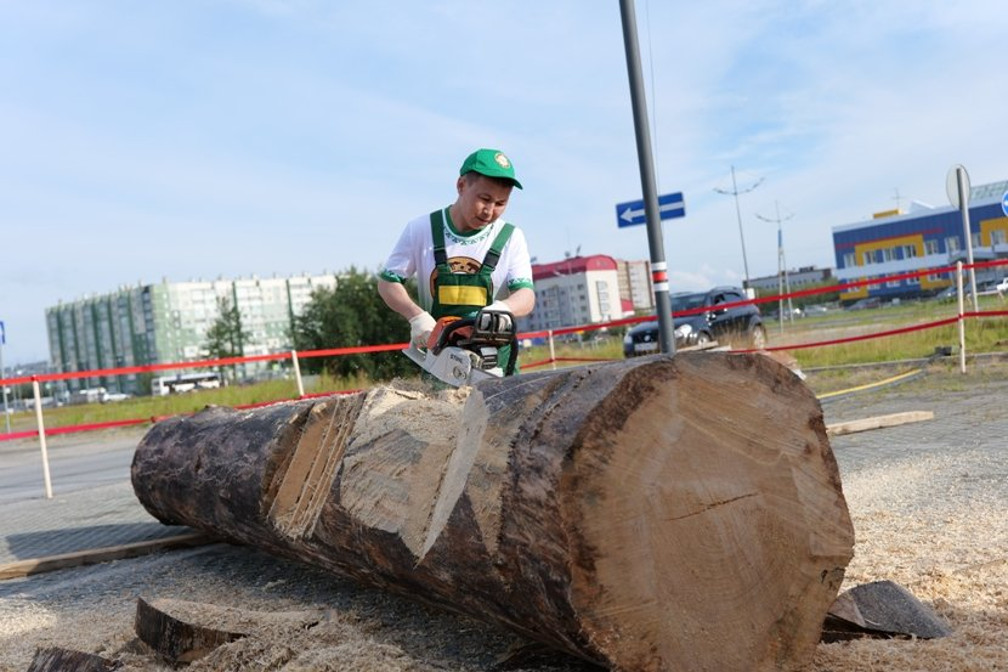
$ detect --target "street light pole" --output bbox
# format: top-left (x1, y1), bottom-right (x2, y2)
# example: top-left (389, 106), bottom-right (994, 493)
top-left (757, 202), bottom-right (795, 333)
top-left (715, 166), bottom-right (763, 290)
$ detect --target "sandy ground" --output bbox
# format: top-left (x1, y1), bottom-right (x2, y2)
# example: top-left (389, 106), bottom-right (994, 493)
top-left (1, 361), bottom-right (1006, 671)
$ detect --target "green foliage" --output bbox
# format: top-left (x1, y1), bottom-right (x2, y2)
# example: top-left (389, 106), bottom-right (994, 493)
top-left (204, 296), bottom-right (250, 381)
top-left (292, 268), bottom-right (418, 381)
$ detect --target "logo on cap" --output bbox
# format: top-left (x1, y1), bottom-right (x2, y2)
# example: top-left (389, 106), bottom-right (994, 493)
top-left (494, 153), bottom-right (511, 169)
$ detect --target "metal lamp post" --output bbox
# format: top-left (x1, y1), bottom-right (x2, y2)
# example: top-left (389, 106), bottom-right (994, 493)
top-left (756, 202), bottom-right (795, 333)
top-left (715, 166), bottom-right (763, 290)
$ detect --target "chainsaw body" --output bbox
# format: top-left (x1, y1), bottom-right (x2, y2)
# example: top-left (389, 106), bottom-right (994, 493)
top-left (402, 309), bottom-right (517, 387)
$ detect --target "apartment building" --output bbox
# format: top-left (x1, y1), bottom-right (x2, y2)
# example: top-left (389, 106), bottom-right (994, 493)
top-left (45, 273), bottom-right (337, 393)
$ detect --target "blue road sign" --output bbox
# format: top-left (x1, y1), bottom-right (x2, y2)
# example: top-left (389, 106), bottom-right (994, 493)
top-left (1002, 191), bottom-right (1008, 217)
top-left (616, 191), bottom-right (685, 228)
top-left (0, 320), bottom-right (4, 345)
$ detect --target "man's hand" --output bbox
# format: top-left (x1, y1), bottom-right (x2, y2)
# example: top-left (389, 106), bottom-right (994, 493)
top-left (408, 312), bottom-right (437, 349)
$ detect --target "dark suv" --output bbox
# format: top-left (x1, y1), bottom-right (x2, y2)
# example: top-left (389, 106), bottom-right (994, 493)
top-left (623, 286), bottom-right (766, 357)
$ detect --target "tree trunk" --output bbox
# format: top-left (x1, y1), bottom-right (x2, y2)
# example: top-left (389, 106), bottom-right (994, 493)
top-left (131, 352), bottom-right (854, 672)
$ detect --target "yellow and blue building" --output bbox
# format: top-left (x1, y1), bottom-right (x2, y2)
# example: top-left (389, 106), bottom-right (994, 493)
top-left (832, 181), bottom-right (1008, 303)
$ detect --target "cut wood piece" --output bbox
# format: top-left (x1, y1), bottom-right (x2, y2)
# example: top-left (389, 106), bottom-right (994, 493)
top-left (826, 410), bottom-right (935, 436)
top-left (0, 532), bottom-right (212, 581)
top-left (27, 647), bottom-right (117, 672)
top-left (135, 596), bottom-right (246, 663)
top-left (822, 580), bottom-right (952, 642)
top-left (132, 352), bottom-right (855, 672)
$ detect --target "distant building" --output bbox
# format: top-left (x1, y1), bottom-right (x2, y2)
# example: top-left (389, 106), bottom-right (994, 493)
top-left (746, 266), bottom-right (834, 294)
top-left (522, 255), bottom-right (637, 333)
top-left (832, 180), bottom-right (1008, 303)
top-left (616, 259), bottom-right (655, 312)
top-left (45, 273), bottom-right (338, 393)
top-left (523, 255), bottom-right (656, 334)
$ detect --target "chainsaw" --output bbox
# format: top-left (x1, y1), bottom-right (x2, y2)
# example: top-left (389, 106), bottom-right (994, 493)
top-left (402, 308), bottom-right (518, 387)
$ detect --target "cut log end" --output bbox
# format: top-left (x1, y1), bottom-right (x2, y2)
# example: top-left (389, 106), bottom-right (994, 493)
top-left (562, 354), bottom-right (853, 670)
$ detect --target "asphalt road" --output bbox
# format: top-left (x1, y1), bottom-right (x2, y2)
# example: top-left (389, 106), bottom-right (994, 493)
top-left (0, 429), bottom-right (145, 504)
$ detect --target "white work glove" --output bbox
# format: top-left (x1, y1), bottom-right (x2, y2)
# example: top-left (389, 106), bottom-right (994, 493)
top-left (408, 311), bottom-right (437, 349)
top-left (484, 300), bottom-right (510, 313)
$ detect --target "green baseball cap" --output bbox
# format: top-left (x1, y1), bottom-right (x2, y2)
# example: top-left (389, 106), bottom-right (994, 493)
top-left (459, 149), bottom-right (523, 189)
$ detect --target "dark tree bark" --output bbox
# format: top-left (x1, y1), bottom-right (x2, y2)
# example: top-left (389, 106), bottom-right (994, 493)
top-left (27, 648), bottom-right (116, 672)
top-left (132, 352), bottom-right (854, 672)
top-left (135, 597), bottom-right (246, 663)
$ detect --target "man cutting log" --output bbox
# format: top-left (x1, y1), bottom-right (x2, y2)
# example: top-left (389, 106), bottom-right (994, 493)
top-left (377, 148), bottom-right (536, 375)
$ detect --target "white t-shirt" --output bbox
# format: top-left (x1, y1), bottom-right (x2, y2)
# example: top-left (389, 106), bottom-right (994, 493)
top-left (380, 207), bottom-right (534, 311)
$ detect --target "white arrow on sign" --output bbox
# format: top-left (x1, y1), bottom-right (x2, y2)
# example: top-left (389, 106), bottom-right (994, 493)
top-left (619, 200), bottom-right (685, 224)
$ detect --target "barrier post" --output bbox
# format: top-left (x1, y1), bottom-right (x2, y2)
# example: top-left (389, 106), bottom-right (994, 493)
top-left (31, 376), bottom-right (54, 499)
top-left (291, 350), bottom-right (305, 398)
top-left (0, 335), bottom-right (10, 434)
top-left (548, 330), bottom-right (557, 371)
top-left (956, 261), bottom-right (966, 374)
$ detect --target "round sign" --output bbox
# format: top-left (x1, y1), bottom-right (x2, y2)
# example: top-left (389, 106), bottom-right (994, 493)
top-left (1002, 191), bottom-right (1008, 217)
top-left (946, 164), bottom-right (970, 209)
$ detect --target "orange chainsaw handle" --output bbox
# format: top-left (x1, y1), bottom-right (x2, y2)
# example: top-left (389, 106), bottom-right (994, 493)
top-left (426, 316), bottom-right (472, 353)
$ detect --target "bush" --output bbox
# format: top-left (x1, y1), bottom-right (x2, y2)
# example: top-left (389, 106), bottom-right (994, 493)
top-left (292, 268), bottom-right (419, 381)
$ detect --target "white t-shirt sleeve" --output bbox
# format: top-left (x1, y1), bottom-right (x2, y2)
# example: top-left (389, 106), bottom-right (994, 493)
top-left (381, 218), bottom-right (422, 282)
top-left (503, 226), bottom-right (534, 291)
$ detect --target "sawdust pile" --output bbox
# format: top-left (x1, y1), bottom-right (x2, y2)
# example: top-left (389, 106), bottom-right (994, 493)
top-left (812, 450), bottom-right (1008, 671)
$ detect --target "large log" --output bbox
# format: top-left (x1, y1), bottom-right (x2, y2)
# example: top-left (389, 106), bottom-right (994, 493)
top-left (131, 352), bottom-right (854, 671)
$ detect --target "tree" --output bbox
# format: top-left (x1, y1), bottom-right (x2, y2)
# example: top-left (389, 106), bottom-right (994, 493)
top-left (205, 296), bottom-right (250, 381)
top-left (292, 267), bottom-right (418, 381)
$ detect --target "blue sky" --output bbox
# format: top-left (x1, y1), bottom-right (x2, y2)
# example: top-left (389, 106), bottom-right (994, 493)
top-left (2, 0), bottom-right (1006, 365)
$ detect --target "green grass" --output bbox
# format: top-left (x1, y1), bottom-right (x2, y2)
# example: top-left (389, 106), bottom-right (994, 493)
top-left (4, 372), bottom-right (369, 433)
top-left (767, 294), bottom-right (1008, 368)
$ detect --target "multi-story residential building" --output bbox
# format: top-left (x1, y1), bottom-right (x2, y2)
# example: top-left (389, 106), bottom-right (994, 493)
top-left (616, 259), bottom-right (655, 312)
top-left (45, 273), bottom-right (337, 393)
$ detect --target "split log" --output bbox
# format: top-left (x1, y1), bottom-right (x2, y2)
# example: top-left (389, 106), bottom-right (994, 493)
top-left (27, 648), bottom-right (116, 672)
top-left (822, 580), bottom-right (951, 642)
top-left (133, 597), bottom-right (322, 663)
top-left (135, 597), bottom-right (247, 663)
top-left (131, 352), bottom-right (854, 672)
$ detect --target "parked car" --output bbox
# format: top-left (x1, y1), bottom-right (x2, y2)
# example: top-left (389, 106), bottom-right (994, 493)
top-left (623, 286), bottom-right (766, 357)
top-left (846, 297), bottom-right (881, 310)
top-left (932, 286), bottom-right (958, 302)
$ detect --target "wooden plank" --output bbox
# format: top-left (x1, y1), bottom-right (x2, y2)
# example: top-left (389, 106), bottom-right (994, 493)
top-left (0, 532), bottom-right (212, 580)
top-left (826, 411), bottom-right (935, 436)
